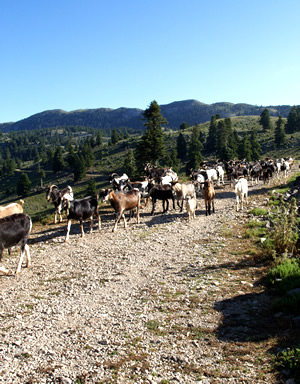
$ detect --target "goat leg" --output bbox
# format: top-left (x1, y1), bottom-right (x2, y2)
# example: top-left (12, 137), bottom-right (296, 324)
top-left (65, 219), bottom-right (72, 241)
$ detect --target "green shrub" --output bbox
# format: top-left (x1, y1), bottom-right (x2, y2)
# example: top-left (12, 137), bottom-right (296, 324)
top-left (276, 347), bottom-right (300, 384)
top-left (247, 220), bottom-right (265, 228)
top-left (267, 258), bottom-right (300, 294)
top-left (249, 208), bottom-right (268, 216)
top-left (270, 198), bottom-right (299, 256)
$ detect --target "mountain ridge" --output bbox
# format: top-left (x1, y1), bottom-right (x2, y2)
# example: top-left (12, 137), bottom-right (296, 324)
top-left (0, 100), bottom-right (292, 132)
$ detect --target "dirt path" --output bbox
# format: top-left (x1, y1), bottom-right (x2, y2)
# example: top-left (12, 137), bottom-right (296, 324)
top-left (0, 179), bottom-right (289, 383)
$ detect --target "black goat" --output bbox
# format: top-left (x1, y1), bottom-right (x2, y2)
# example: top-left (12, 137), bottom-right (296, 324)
top-left (145, 184), bottom-right (175, 215)
top-left (62, 196), bottom-right (101, 241)
top-left (0, 214), bottom-right (32, 275)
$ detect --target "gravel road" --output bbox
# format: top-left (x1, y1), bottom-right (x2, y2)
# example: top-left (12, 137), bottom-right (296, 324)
top-left (0, 179), bottom-right (289, 384)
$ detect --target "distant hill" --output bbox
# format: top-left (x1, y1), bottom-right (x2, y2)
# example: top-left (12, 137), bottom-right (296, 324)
top-left (0, 100), bottom-right (292, 132)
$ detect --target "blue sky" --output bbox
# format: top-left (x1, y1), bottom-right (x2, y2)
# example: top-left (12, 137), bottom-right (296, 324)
top-left (1, 0), bottom-right (300, 123)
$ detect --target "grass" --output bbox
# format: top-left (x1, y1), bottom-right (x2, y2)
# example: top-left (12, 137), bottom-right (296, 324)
top-left (249, 208), bottom-right (268, 216)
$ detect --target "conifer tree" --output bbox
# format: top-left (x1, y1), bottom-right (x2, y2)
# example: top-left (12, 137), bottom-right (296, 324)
top-left (135, 100), bottom-right (167, 167)
top-left (187, 125), bottom-right (203, 170)
top-left (274, 116), bottom-right (286, 148)
top-left (17, 173), bottom-right (32, 197)
top-left (285, 106), bottom-right (300, 134)
top-left (250, 128), bottom-right (262, 160)
top-left (177, 132), bottom-right (187, 159)
top-left (259, 108), bottom-right (272, 131)
top-left (111, 129), bottom-right (119, 144)
top-left (123, 150), bottom-right (137, 179)
top-left (87, 178), bottom-right (97, 197)
top-left (239, 133), bottom-right (252, 161)
top-left (96, 132), bottom-right (103, 147)
top-left (53, 146), bottom-right (65, 173)
top-left (206, 115), bottom-right (218, 152)
top-left (73, 154), bottom-right (86, 182)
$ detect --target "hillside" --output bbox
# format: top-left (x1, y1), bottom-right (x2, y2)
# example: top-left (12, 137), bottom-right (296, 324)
top-left (0, 100), bottom-right (292, 132)
top-left (0, 115), bottom-right (299, 223)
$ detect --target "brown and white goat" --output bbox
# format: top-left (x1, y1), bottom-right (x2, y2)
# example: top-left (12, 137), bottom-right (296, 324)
top-left (173, 182), bottom-right (196, 212)
top-left (0, 200), bottom-right (24, 219)
top-left (203, 180), bottom-right (215, 216)
top-left (100, 189), bottom-right (140, 232)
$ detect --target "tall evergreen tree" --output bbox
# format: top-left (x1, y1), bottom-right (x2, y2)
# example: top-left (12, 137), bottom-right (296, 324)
top-left (52, 147), bottom-right (65, 173)
top-left (73, 154), bottom-right (86, 182)
top-left (216, 120), bottom-right (226, 159)
top-left (135, 100), bottom-right (167, 168)
top-left (17, 173), bottom-right (32, 197)
top-left (285, 106), bottom-right (300, 134)
top-left (206, 115), bottom-right (218, 152)
top-left (187, 125), bottom-right (203, 170)
top-left (239, 133), bottom-right (252, 161)
top-left (259, 108), bottom-right (272, 131)
top-left (250, 128), bottom-right (262, 160)
top-left (96, 132), bottom-right (103, 147)
top-left (111, 129), bottom-right (119, 144)
top-left (86, 178), bottom-right (97, 197)
top-left (177, 132), bottom-right (187, 159)
top-left (81, 142), bottom-right (95, 168)
top-left (123, 150), bottom-right (137, 179)
top-left (274, 116), bottom-right (286, 148)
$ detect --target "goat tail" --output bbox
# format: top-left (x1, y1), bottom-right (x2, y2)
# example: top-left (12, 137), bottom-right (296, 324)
top-left (19, 199), bottom-right (25, 207)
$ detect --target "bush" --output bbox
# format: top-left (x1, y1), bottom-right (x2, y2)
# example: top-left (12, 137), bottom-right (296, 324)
top-left (276, 347), bottom-right (300, 384)
top-left (267, 258), bottom-right (300, 294)
top-left (270, 198), bottom-right (299, 256)
top-left (249, 208), bottom-right (268, 216)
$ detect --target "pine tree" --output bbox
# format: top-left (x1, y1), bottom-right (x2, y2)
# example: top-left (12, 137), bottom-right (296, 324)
top-left (206, 115), bottom-right (218, 152)
top-left (285, 106), bottom-right (300, 134)
top-left (177, 132), bottom-right (187, 159)
top-left (250, 129), bottom-right (262, 160)
top-left (179, 122), bottom-right (189, 131)
top-left (123, 150), bottom-right (137, 179)
top-left (135, 100), bottom-right (167, 167)
top-left (227, 129), bottom-right (240, 160)
top-left (96, 132), bottom-right (103, 147)
top-left (259, 108), bottom-right (272, 131)
top-left (73, 154), bottom-right (86, 182)
top-left (239, 133), bottom-right (252, 161)
top-left (17, 173), bottom-right (32, 197)
top-left (53, 147), bottom-right (65, 173)
top-left (216, 120), bottom-right (226, 159)
top-left (111, 129), bottom-right (119, 144)
top-left (187, 125), bottom-right (203, 170)
top-left (81, 142), bottom-right (95, 168)
top-left (274, 116), bottom-right (286, 148)
top-left (87, 178), bottom-right (97, 197)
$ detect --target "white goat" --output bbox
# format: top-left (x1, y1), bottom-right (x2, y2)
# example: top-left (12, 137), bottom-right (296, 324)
top-left (234, 177), bottom-right (248, 211)
top-left (186, 196), bottom-right (197, 220)
top-left (216, 165), bottom-right (225, 185)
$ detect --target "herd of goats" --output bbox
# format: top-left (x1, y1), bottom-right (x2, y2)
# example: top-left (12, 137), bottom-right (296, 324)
top-left (0, 157), bottom-right (297, 276)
